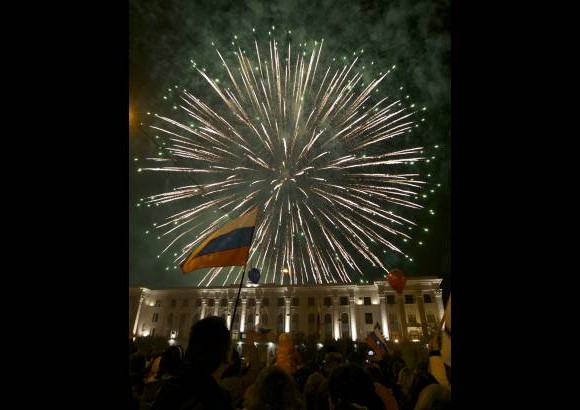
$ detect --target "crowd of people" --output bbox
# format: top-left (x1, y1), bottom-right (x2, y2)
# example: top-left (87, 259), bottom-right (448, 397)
top-left (130, 316), bottom-right (450, 410)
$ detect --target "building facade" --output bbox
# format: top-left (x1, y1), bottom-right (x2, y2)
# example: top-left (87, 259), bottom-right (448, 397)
top-left (129, 276), bottom-right (444, 346)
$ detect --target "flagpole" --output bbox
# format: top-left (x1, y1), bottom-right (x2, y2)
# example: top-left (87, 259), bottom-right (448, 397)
top-left (230, 209), bottom-right (258, 333)
top-left (230, 263), bottom-right (247, 332)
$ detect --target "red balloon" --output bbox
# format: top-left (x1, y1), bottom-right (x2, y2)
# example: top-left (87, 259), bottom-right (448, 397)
top-left (387, 269), bottom-right (407, 293)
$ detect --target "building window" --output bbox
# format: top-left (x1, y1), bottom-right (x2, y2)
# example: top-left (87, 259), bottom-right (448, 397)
top-left (308, 297), bottom-right (315, 307)
top-left (261, 313), bottom-right (269, 327)
top-left (363, 297), bottom-right (371, 306)
top-left (152, 313), bottom-right (159, 323)
top-left (423, 294), bottom-right (432, 304)
top-left (388, 313), bottom-right (398, 330)
top-left (183, 299), bottom-right (189, 307)
top-left (407, 314), bottom-right (417, 325)
top-left (196, 299), bottom-right (201, 307)
top-left (220, 298), bottom-right (227, 307)
top-left (207, 299), bottom-right (215, 307)
top-left (262, 298), bottom-right (270, 307)
top-left (171, 299), bottom-right (176, 308)
top-left (308, 313), bottom-right (315, 334)
top-left (427, 313), bottom-right (436, 323)
top-left (341, 313), bottom-right (349, 339)
top-left (150, 328), bottom-right (156, 337)
top-left (409, 330), bottom-right (422, 340)
top-left (405, 295), bottom-right (414, 304)
top-left (386, 295), bottom-right (396, 305)
top-left (248, 298), bottom-right (256, 307)
top-left (292, 297), bottom-right (300, 307)
top-left (292, 313), bottom-right (299, 331)
top-left (323, 297), bottom-right (332, 307)
top-left (324, 313), bottom-right (332, 336)
top-left (155, 300), bottom-right (162, 307)
top-left (277, 297), bottom-right (285, 307)
top-left (167, 313), bottom-right (174, 326)
top-left (365, 313), bottom-right (373, 324)
top-left (340, 297), bottom-right (348, 306)
top-left (179, 313), bottom-right (187, 327)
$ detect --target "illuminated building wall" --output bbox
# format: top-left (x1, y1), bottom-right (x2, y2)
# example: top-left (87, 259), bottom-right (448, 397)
top-left (129, 276), bottom-right (444, 344)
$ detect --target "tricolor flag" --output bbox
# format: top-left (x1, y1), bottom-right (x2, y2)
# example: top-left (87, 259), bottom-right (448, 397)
top-left (180, 208), bottom-right (258, 273)
top-left (366, 325), bottom-right (389, 359)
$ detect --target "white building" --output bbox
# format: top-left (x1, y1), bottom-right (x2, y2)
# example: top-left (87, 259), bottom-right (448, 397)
top-left (130, 276), bottom-right (444, 346)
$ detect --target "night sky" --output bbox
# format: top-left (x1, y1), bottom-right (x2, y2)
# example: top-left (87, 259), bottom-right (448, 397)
top-left (129, 0), bottom-right (450, 294)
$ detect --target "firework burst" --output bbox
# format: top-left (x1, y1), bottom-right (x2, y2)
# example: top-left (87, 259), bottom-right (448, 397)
top-left (142, 37), bottom-right (427, 286)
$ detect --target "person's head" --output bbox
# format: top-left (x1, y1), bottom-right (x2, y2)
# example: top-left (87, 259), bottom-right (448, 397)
top-left (408, 371), bottom-right (439, 409)
top-left (323, 352), bottom-right (344, 376)
top-left (184, 316), bottom-right (232, 376)
top-left (391, 358), bottom-right (406, 380)
top-left (156, 345), bottom-right (183, 379)
top-left (397, 366), bottom-right (414, 390)
top-left (413, 384), bottom-right (451, 410)
top-left (327, 363), bottom-right (384, 410)
top-left (303, 372), bottom-right (329, 410)
top-left (244, 365), bottom-right (305, 410)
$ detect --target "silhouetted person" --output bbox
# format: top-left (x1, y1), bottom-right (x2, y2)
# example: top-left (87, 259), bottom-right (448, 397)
top-left (367, 364), bottom-right (399, 410)
top-left (222, 336), bottom-right (263, 410)
top-left (151, 316), bottom-right (234, 410)
top-left (322, 352), bottom-right (344, 378)
top-left (327, 363), bottom-right (385, 410)
top-left (303, 372), bottom-right (329, 410)
top-left (140, 345), bottom-right (184, 410)
top-left (244, 365), bottom-right (305, 410)
top-left (413, 384), bottom-right (450, 410)
top-left (392, 367), bottom-right (413, 410)
top-left (406, 362), bottom-right (438, 410)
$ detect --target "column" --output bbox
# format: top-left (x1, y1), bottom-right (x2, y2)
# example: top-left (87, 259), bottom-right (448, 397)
top-left (416, 292), bottom-right (429, 337)
top-left (332, 296), bottom-right (340, 340)
top-left (213, 297), bottom-right (220, 316)
top-left (240, 298), bottom-right (248, 332)
top-left (348, 296), bottom-right (358, 341)
top-left (397, 293), bottom-right (408, 340)
top-left (434, 290), bottom-right (445, 322)
top-left (379, 294), bottom-right (389, 340)
top-left (227, 299), bottom-right (234, 329)
top-left (200, 297), bottom-right (207, 319)
top-left (284, 296), bottom-right (291, 333)
top-left (255, 298), bottom-right (262, 328)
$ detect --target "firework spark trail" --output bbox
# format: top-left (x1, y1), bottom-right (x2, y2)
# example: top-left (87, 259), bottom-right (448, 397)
top-left (143, 38), bottom-right (427, 286)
